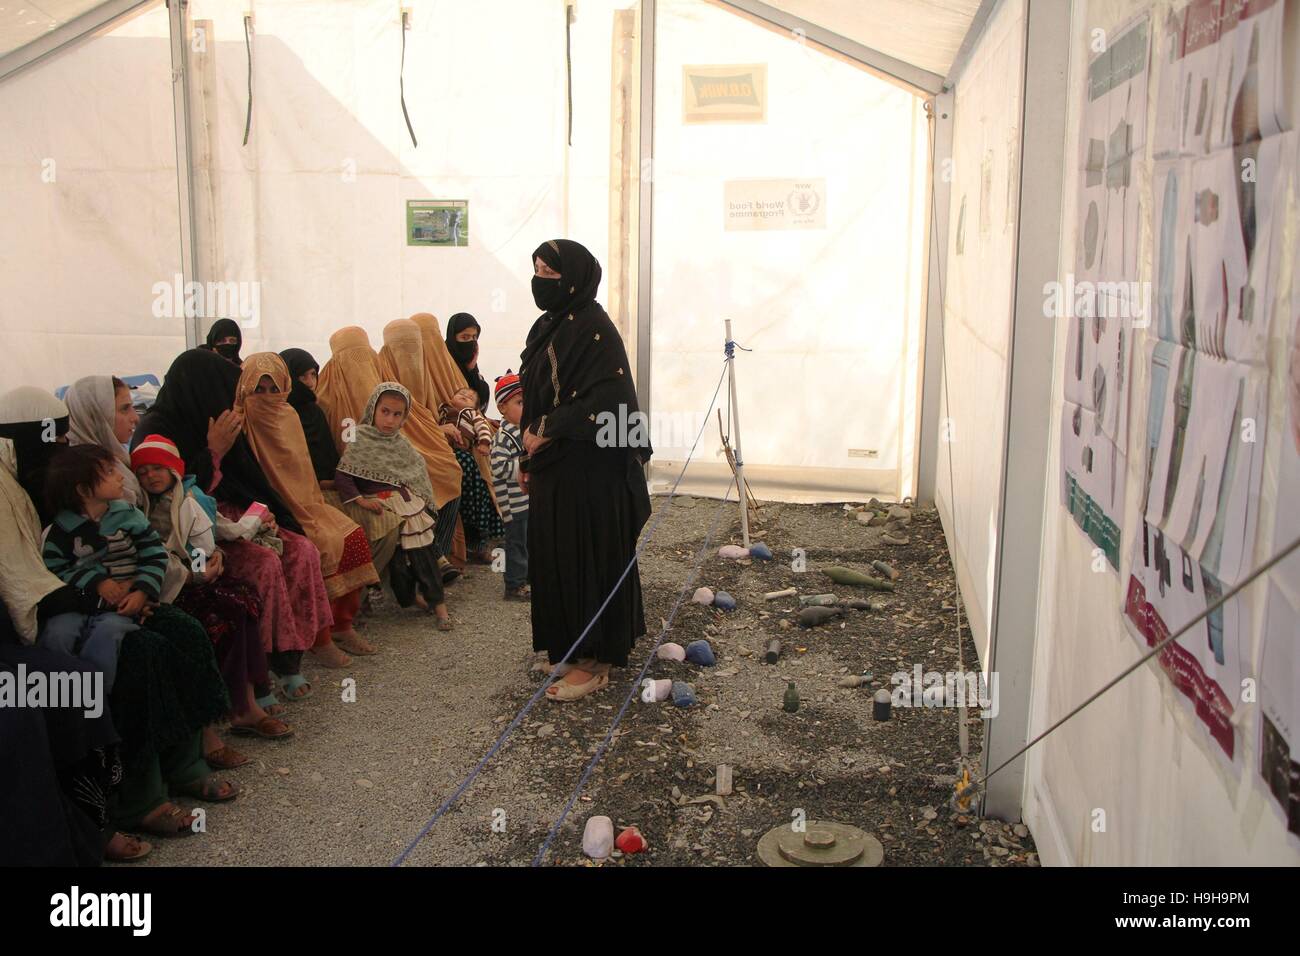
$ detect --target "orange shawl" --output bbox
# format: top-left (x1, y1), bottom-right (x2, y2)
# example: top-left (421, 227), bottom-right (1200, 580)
top-left (236, 353), bottom-right (377, 598)
top-left (378, 319), bottom-right (464, 507)
top-left (317, 326), bottom-right (384, 454)
top-left (409, 312), bottom-right (496, 492)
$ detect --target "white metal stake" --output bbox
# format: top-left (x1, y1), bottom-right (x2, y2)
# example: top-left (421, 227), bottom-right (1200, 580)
top-left (725, 319), bottom-right (751, 548)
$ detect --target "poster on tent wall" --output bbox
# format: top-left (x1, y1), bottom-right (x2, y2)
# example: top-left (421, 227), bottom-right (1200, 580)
top-left (1123, 0), bottom-right (1293, 767)
top-left (406, 200), bottom-right (469, 247)
top-left (1060, 14), bottom-right (1149, 571)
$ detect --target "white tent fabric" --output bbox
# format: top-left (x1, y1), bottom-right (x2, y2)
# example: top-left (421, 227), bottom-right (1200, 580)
top-left (647, 0), bottom-right (929, 503)
top-left (0, 3), bottom-right (185, 387)
top-left (934, 0), bottom-right (1024, 665)
top-left (2, 0), bottom-right (929, 502)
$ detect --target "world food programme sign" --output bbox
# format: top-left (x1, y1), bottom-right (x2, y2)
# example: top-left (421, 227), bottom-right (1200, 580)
top-left (725, 179), bottom-right (826, 231)
top-left (682, 64), bottom-right (767, 123)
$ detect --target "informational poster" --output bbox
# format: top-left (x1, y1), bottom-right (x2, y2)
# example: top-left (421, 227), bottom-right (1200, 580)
top-left (682, 65), bottom-right (767, 123)
top-left (1061, 14), bottom-right (1150, 569)
top-left (1123, 0), bottom-right (1292, 768)
top-left (406, 200), bottom-right (469, 247)
top-left (724, 178), bottom-right (826, 231)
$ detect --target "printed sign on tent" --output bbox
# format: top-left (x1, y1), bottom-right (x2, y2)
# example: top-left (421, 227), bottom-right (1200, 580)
top-left (724, 179), bottom-right (826, 231)
top-left (682, 64), bottom-right (767, 123)
top-left (406, 200), bottom-right (469, 247)
top-left (1123, 0), bottom-right (1293, 773)
top-left (1060, 13), bottom-right (1150, 570)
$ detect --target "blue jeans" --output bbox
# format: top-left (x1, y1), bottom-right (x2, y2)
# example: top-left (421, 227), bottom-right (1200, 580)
top-left (504, 513), bottom-right (528, 591)
top-left (40, 611), bottom-right (139, 693)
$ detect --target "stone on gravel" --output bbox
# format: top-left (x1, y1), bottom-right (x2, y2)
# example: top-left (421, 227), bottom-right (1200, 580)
top-left (671, 681), bottom-right (696, 707)
top-left (748, 542), bottom-right (773, 561)
top-left (691, 586), bottom-right (714, 605)
top-left (712, 591), bottom-right (737, 611)
top-left (582, 816), bottom-right (614, 859)
top-left (882, 533), bottom-right (910, 546)
top-left (718, 545), bottom-right (749, 559)
top-left (685, 639), bottom-right (716, 666)
top-left (641, 678), bottom-right (672, 702)
top-left (536, 723), bottom-right (555, 738)
top-left (657, 642), bottom-right (686, 661)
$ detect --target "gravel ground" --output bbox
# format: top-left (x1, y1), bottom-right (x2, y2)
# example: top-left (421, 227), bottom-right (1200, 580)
top-left (131, 497), bottom-right (1038, 867)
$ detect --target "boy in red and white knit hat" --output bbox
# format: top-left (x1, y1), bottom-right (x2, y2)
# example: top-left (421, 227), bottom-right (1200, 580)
top-left (490, 372), bottom-right (529, 600)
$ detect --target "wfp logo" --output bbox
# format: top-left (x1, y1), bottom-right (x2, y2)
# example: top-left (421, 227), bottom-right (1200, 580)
top-left (690, 72), bottom-right (760, 106)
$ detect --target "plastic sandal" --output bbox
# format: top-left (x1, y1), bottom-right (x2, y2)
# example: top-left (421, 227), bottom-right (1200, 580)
top-left (280, 674), bottom-right (313, 701)
top-left (135, 803), bottom-right (198, 839)
top-left (229, 716), bottom-right (294, 740)
top-left (546, 670), bottom-right (609, 702)
top-left (255, 692), bottom-right (286, 716)
top-left (173, 776), bottom-right (240, 803)
top-left (205, 744), bottom-right (251, 770)
top-left (334, 631), bottom-right (378, 656)
top-left (435, 616), bottom-right (454, 632)
top-left (104, 832), bottom-right (153, 862)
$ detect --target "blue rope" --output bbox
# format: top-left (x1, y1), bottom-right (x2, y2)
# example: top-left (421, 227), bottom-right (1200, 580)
top-left (531, 476), bottom-right (737, 866)
top-left (391, 360), bottom-right (732, 866)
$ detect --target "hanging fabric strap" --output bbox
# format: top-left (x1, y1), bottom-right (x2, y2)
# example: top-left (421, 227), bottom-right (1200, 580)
top-left (400, 10), bottom-right (418, 148)
top-left (241, 15), bottom-right (254, 146)
top-left (565, 3), bottom-right (575, 146)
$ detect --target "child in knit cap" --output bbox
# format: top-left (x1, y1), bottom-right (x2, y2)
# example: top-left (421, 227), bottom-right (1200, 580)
top-left (489, 372), bottom-right (529, 601)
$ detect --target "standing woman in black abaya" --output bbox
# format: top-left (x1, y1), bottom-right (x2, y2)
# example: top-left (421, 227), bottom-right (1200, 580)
top-left (519, 239), bottom-right (652, 702)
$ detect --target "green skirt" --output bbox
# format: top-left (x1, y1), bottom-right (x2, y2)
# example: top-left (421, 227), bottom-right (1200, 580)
top-left (110, 603), bottom-right (231, 761)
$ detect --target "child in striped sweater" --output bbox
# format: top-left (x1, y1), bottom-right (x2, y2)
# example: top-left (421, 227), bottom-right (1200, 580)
top-left (489, 373), bottom-right (529, 601)
top-left (40, 445), bottom-right (170, 689)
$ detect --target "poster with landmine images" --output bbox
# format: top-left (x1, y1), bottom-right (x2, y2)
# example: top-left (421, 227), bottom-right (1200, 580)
top-left (1061, 13), bottom-right (1150, 570)
top-left (1123, 0), bottom-right (1292, 773)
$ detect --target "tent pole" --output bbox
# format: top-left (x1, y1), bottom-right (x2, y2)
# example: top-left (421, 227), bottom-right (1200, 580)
top-left (725, 319), bottom-right (750, 548)
top-left (168, 0), bottom-right (202, 349)
top-left (634, 0), bottom-right (656, 470)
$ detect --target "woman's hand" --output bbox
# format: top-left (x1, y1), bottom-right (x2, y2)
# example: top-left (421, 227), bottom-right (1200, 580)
top-left (116, 590), bottom-right (148, 618)
top-left (207, 409), bottom-right (244, 459)
top-left (441, 423), bottom-right (468, 449)
top-left (358, 497), bottom-right (385, 514)
top-left (522, 429), bottom-right (550, 456)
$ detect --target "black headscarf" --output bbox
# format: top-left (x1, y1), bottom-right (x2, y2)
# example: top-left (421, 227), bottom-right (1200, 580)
top-left (202, 319), bottom-right (243, 365)
top-left (519, 239), bottom-right (650, 469)
top-left (132, 348), bottom-right (299, 531)
top-left (279, 348), bottom-right (339, 482)
top-left (446, 313), bottom-right (490, 410)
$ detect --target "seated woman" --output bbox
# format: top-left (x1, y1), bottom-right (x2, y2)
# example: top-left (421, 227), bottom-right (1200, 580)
top-left (409, 313), bottom-right (504, 566)
top-left (131, 434), bottom-right (291, 751)
top-left (133, 348), bottom-right (338, 703)
top-left (236, 353), bottom-right (381, 656)
top-left (201, 318), bottom-right (243, 365)
top-left (335, 383), bottom-right (451, 630)
top-left (0, 459), bottom-right (135, 862)
top-left (281, 347), bottom-right (401, 619)
top-left (0, 389), bottom-right (236, 843)
top-left (65, 374), bottom-right (144, 509)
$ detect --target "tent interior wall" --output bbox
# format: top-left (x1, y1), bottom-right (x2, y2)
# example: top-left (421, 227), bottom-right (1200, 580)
top-left (2, 0), bottom-right (1299, 868)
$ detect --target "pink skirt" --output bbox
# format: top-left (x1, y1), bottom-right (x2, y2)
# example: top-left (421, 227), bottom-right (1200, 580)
top-left (217, 512), bottom-right (333, 653)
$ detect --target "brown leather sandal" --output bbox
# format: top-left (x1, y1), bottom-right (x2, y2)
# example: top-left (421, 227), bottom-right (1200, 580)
top-left (136, 803), bottom-right (198, 838)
